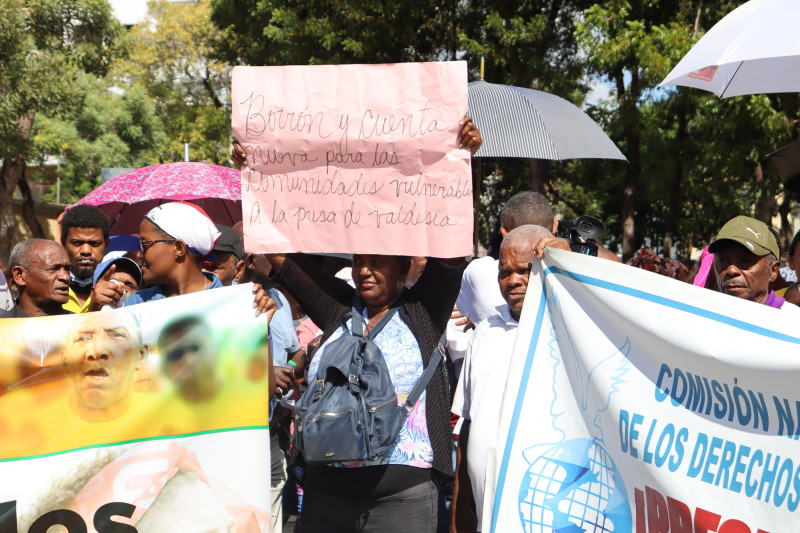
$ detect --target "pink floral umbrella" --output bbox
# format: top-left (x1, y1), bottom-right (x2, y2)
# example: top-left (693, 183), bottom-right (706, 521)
top-left (70, 162), bottom-right (243, 235)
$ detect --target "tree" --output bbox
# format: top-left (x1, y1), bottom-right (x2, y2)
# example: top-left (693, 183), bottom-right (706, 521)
top-left (456, 0), bottom-right (595, 245)
top-left (0, 0), bottom-right (123, 250)
top-left (209, 0), bottom-right (454, 66)
top-left (30, 75), bottom-right (167, 205)
top-left (205, 0), bottom-right (800, 257)
top-left (671, 92), bottom-right (796, 253)
top-left (575, 0), bottom-right (696, 260)
top-left (112, 0), bottom-right (231, 164)
top-left (573, 0), bottom-right (800, 260)
top-left (458, 0), bottom-right (590, 97)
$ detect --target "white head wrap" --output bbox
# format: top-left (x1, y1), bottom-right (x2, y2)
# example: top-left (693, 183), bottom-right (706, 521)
top-left (144, 202), bottom-right (221, 256)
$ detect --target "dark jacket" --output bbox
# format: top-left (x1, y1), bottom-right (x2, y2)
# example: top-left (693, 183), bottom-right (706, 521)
top-left (0, 304), bottom-right (72, 318)
top-left (0, 305), bottom-right (29, 318)
top-left (274, 254), bottom-right (465, 476)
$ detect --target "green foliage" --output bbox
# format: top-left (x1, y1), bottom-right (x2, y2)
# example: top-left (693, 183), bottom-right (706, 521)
top-left (674, 93), bottom-right (794, 247)
top-left (209, 0), bottom-right (456, 65)
top-left (0, 0), bottom-right (132, 246)
top-left (26, 0), bottom-right (122, 76)
top-left (0, 0), bottom-right (124, 161)
top-left (458, 0), bottom-right (591, 97)
top-left (458, 0), bottom-right (800, 259)
top-left (5, 0), bottom-right (797, 256)
top-left (566, 0), bottom-right (797, 259)
top-left (0, 1), bottom-right (31, 155)
top-left (111, 0), bottom-right (232, 164)
top-left (577, 0), bottom-right (693, 88)
top-left (31, 76), bottom-right (166, 203)
top-left (0, 1), bottom-right (176, 209)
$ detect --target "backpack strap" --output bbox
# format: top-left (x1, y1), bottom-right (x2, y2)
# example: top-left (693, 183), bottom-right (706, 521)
top-left (349, 294), bottom-right (400, 339)
top-left (339, 310), bottom-right (367, 336)
top-left (402, 331), bottom-right (446, 414)
top-left (365, 306), bottom-right (398, 339)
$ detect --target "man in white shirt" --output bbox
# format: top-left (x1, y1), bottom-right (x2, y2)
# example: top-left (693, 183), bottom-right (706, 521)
top-left (456, 192), bottom-right (558, 327)
top-left (457, 191), bottom-right (622, 327)
top-left (450, 224), bottom-right (553, 532)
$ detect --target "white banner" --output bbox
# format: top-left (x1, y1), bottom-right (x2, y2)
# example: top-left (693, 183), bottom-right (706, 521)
top-left (487, 248), bottom-right (800, 533)
top-left (0, 285), bottom-right (271, 532)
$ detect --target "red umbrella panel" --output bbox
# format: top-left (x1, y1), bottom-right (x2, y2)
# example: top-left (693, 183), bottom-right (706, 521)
top-left (70, 162), bottom-right (243, 236)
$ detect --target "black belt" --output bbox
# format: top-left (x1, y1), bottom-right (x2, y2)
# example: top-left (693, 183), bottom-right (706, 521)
top-left (307, 464), bottom-right (432, 500)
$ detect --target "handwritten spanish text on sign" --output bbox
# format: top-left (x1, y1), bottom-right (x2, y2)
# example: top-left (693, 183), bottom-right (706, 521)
top-left (231, 62), bottom-right (472, 257)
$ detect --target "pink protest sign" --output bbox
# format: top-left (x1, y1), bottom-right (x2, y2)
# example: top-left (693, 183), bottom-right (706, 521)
top-left (231, 62), bottom-right (472, 257)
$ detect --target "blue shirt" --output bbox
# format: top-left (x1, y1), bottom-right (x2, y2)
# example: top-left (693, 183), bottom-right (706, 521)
top-left (267, 288), bottom-right (300, 365)
top-left (124, 273), bottom-right (223, 306)
top-left (0, 271), bottom-right (13, 313)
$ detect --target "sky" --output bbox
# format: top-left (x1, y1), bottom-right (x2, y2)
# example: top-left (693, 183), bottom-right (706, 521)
top-left (109, 0), bottom-right (148, 26)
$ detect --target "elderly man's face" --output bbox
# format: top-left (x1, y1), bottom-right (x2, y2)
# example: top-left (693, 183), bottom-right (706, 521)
top-left (713, 242), bottom-right (778, 304)
top-left (15, 242), bottom-right (71, 306)
top-left (109, 269), bottom-right (139, 298)
top-left (64, 313), bottom-right (144, 412)
top-left (202, 252), bottom-right (236, 286)
top-left (498, 242), bottom-right (536, 321)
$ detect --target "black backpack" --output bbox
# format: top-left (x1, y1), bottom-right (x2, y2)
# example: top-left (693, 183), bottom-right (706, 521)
top-left (292, 303), bottom-right (444, 465)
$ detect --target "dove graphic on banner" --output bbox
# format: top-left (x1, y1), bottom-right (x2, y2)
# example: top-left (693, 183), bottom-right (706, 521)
top-left (517, 288), bottom-right (632, 533)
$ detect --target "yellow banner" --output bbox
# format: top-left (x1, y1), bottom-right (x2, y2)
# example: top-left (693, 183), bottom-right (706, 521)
top-left (0, 285), bottom-right (270, 461)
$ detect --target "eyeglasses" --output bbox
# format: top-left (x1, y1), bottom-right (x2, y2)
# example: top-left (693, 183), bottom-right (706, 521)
top-left (139, 238), bottom-right (176, 253)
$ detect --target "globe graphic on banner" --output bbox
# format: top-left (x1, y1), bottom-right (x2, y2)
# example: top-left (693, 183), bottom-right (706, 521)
top-left (518, 438), bottom-right (631, 533)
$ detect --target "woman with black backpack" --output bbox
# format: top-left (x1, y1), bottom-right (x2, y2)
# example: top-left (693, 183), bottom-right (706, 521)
top-left (259, 119), bottom-right (481, 533)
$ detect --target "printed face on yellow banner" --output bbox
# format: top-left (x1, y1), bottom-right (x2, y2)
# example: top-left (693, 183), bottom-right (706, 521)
top-left (63, 311), bottom-right (146, 422)
top-left (0, 285), bottom-right (270, 461)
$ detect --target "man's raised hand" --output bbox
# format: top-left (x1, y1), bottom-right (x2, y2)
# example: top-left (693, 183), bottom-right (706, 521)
top-left (88, 265), bottom-right (124, 311)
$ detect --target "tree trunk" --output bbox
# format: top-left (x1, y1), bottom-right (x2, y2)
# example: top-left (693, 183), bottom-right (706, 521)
top-left (662, 162), bottom-right (681, 258)
top-left (663, 100), bottom-right (687, 258)
top-left (201, 66), bottom-right (223, 108)
top-left (529, 159), bottom-right (549, 195)
top-left (779, 190), bottom-right (793, 255)
top-left (17, 170), bottom-right (45, 239)
top-left (619, 73), bottom-right (641, 261)
top-left (0, 111), bottom-right (36, 251)
top-left (753, 163), bottom-right (775, 223)
top-left (777, 93), bottom-right (799, 254)
top-left (0, 161), bottom-right (20, 252)
top-left (692, 0), bottom-right (704, 38)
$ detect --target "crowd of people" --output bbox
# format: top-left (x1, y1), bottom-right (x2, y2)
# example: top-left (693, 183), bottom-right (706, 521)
top-left (1, 117), bottom-right (799, 533)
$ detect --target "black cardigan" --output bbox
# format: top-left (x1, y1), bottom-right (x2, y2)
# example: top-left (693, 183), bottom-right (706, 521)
top-left (273, 254), bottom-right (465, 476)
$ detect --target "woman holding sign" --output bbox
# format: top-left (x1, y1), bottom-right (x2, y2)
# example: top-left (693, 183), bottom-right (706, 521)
top-left (256, 119), bottom-right (481, 532)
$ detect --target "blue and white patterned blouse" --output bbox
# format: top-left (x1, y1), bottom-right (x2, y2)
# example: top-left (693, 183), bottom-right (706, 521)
top-left (308, 308), bottom-right (433, 468)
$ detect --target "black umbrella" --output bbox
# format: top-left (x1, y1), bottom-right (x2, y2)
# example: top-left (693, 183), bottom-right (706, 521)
top-left (466, 80), bottom-right (626, 253)
top-left (468, 80), bottom-right (626, 160)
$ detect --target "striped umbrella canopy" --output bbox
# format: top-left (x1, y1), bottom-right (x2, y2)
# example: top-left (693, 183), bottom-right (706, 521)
top-left (468, 80), bottom-right (626, 160)
top-left (70, 162), bottom-right (243, 236)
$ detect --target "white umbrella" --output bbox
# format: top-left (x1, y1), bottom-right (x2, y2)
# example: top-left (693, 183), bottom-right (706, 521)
top-left (660, 0), bottom-right (800, 98)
